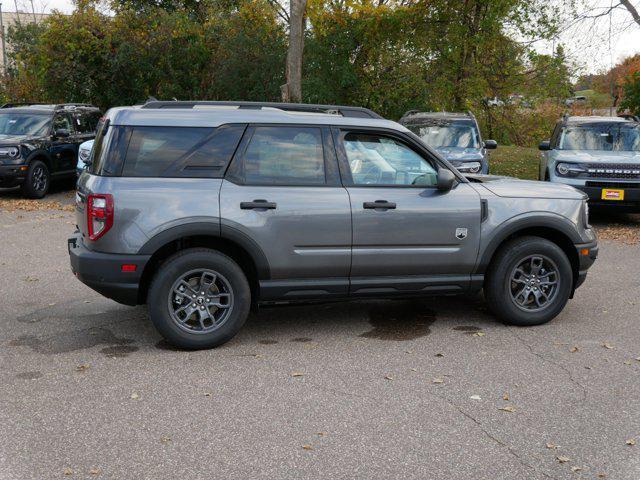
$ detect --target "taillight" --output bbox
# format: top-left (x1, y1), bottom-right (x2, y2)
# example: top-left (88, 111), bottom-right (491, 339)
top-left (87, 193), bottom-right (114, 241)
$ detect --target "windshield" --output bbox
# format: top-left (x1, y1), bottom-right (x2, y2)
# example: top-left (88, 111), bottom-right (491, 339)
top-left (559, 123), bottom-right (640, 151)
top-left (407, 121), bottom-right (479, 149)
top-left (0, 113), bottom-right (51, 136)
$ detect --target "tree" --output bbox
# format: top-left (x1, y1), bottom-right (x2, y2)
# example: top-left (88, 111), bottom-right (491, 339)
top-left (281, 0), bottom-right (307, 102)
top-left (620, 73), bottom-right (640, 114)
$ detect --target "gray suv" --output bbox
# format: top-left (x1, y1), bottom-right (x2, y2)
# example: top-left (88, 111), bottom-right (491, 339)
top-left (539, 115), bottom-right (640, 209)
top-left (68, 101), bottom-right (598, 349)
top-left (399, 111), bottom-right (496, 174)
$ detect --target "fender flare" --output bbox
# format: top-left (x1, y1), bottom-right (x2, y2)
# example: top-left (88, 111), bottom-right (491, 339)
top-left (475, 213), bottom-right (582, 274)
top-left (137, 221), bottom-right (270, 279)
top-left (25, 149), bottom-right (53, 168)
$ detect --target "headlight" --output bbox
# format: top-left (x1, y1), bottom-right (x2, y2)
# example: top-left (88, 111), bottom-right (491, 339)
top-left (455, 161), bottom-right (482, 173)
top-left (556, 162), bottom-right (586, 176)
top-left (583, 199), bottom-right (590, 228)
top-left (0, 146), bottom-right (20, 158)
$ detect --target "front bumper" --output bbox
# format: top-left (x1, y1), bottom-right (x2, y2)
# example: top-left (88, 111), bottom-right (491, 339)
top-left (573, 183), bottom-right (640, 210)
top-left (574, 238), bottom-right (598, 291)
top-left (68, 232), bottom-right (151, 306)
top-left (0, 163), bottom-right (28, 187)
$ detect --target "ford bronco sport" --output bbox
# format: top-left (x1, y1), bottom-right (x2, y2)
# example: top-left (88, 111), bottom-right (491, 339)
top-left (399, 111), bottom-right (496, 174)
top-left (0, 103), bottom-right (101, 198)
top-left (540, 115), bottom-right (640, 210)
top-left (68, 101), bottom-right (598, 349)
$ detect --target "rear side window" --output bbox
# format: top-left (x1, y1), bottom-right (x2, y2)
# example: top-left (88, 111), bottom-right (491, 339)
top-left (234, 126), bottom-right (325, 185)
top-left (121, 125), bottom-right (245, 178)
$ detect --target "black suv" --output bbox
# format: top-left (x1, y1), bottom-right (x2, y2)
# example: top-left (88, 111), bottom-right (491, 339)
top-left (0, 103), bottom-right (101, 198)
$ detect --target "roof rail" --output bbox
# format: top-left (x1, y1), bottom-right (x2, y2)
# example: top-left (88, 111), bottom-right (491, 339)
top-left (54, 103), bottom-right (97, 110)
top-left (140, 100), bottom-right (383, 119)
top-left (401, 109), bottom-right (421, 118)
top-left (0, 102), bottom-right (38, 108)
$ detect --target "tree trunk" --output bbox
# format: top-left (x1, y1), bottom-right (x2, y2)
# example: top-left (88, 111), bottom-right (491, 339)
top-left (620, 0), bottom-right (640, 27)
top-left (282, 0), bottom-right (307, 103)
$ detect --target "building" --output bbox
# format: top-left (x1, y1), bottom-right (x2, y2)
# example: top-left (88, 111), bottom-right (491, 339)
top-left (0, 7), bottom-right (50, 71)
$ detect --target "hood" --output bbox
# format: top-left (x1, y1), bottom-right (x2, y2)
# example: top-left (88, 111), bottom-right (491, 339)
top-left (467, 175), bottom-right (585, 200)
top-left (0, 134), bottom-right (35, 146)
top-left (435, 146), bottom-right (483, 162)
top-left (553, 150), bottom-right (640, 163)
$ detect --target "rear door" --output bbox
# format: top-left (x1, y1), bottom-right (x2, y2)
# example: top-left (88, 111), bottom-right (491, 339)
top-left (334, 128), bottom-right (482, 295)
top-left (220, 125), bottom-right (351, 300)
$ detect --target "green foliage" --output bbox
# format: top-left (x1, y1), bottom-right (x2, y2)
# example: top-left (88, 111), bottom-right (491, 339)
top-left (620, 73), bottom-right (640, 115)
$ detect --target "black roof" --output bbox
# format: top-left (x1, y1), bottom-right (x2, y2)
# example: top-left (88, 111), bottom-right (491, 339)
top-left (400, 110), bottom-right (475, 124)
top-left (0, 102), bottom-right (99, 113)
top-left (141, 100), bottom-right (383, 119)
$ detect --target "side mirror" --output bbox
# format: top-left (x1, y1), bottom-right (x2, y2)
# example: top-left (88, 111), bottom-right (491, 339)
top-left (538, 140), bottom-right (551, 151)
top-left (437, 168), bottom-right (456, 192)
top-left (54, 128), bottom-right (70, 139)
top-left (484, 139), bottom-right (497, 150)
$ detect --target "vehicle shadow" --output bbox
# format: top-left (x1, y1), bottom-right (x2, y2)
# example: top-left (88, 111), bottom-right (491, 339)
top-left (0, 177), bottom-right (76, 203)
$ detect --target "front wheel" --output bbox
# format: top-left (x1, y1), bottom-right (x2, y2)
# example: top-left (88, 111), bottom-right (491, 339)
top-left (147, 248), bottom-right (251, 349)
top-left (485, 236), bottom-right (573, 326)
top-left (20, 160), bottom-right (50, 198)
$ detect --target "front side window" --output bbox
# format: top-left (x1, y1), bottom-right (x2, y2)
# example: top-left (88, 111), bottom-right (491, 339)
top-left (406, 120), bottom-right (479, 149)
top-left (559, 123), bottom-right (640, 151)
top-left (74, 111), bottom-right (99, 134)
top-left (239, 126), bottom-right (325, 185)
top-left (342, 132), bottom-right (438, 186)
top-left (52, 113), bottom-right (73, 133)
top-left (0, 113), bottom-right (51, 136)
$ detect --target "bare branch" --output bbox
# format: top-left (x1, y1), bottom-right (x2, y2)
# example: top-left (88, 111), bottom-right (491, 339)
top-left (620, 0), bottom-right (640, 26)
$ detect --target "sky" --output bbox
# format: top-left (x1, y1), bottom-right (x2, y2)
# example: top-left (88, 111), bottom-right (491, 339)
top-left (7, 0), bottom-right (640, 76)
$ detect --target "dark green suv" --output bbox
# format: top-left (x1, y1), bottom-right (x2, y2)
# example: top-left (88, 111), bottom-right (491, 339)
top-left (0, 103), bottom-right (101, 198)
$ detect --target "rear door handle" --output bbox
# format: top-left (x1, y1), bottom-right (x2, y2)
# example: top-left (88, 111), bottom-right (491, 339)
top-left (240, 199), bottom-right (277, 210)
top-left (363, 200), bottom-right (396, 210)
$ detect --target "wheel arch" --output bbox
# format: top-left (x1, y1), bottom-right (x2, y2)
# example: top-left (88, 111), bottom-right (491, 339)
top-left (136, 222), bottom-right (269, 304)
top-left (477, 216), bottom-right (580, 290)
top-left (25, 150), bottom-right (52, 169)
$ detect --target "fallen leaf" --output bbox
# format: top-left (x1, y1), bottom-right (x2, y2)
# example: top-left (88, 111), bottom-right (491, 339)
top-left (470, 395), bottom-right (481, 400)
top-left (472, 332), bottom-right (485, 337)
top-left (130, 392), bottom-right (140, 400)
top-left (626, 438), bottom-right (636, 446)
top-left (384, 375), bottom-right (394, 380)
top-left (76, 364), bottom-right (90, 372)
top-left (503, 392), bottom-right (510, 401)
top-left (624, 360), bottom-right (632, 365)
top-left (160, 436), bottom-right (171, 444)
top-left (48, 302), bottom-right (56, 306)
top-left (89, 468), bottom-right (101, 475)
top-left (546, 443), bottom-right (559, 449)
top-left (498, 405), bottom-right (516, 413)
top-left (571, 466), bottom-right (582, 472)
top-left (405, 350), bottom-right (414, 354)
top-left (435, 353), bottom-right (444, 357)
top-left (63, 467), bottom-right (73, 475)
top-left (597, 473), bottom-right (607, 478)
top-left (602, 342), bottom-right (614, 349)
top-left (302, 444), bottom-right (313, 450)
top-left (432, 378), bottom-right (444, 384)
top-left (204, 392), bottom-right (212, 397)
top-left (410, 368), bottom-right (417, 372)
top-left (316, 432), bottom-right (326, 437)
top-left (570, 346), bottom-right (580, 353)
top-left (557, 455), bottom-right (571, 463)
top-left (290, 372), bottom-right (304, 377)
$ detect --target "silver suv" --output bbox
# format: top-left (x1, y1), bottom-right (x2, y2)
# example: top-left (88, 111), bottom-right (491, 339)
top-left (539, 115), bottom-right (640, 209)
top-left (68, 101), bottom-right (598, 349)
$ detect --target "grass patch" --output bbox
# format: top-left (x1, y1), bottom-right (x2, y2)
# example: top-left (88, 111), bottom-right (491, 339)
top-left (488, 145), bottom-right (540, 180)
top-left (575, 89), bottom-right (613, 109)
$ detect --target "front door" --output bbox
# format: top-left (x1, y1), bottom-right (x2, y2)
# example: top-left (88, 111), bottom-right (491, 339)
top-left (220, 125), bottom-right (351, 300)
top-left (50, 112), bottom-right (77, 173)
top-left (334, 128), bottom-right (482, 295)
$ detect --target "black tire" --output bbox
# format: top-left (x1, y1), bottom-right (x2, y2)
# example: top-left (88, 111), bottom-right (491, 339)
top-left (20, 160), bottom-right (50, 199)
top-left (485, 236), bottom-right (573, 326)
top-left (147, 248), bottom-right (251, 349)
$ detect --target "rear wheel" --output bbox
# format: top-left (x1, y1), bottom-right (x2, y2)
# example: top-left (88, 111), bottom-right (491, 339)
top-left (20, 160), bottom-right (50, 198)
top-left (147, 248), bottom-right (251, 349)
top-left (485, 236), bottom-right (573, 326)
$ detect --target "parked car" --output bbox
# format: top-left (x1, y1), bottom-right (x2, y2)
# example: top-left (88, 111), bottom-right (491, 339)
top-left (0, 103), bottom-right (101, 198)
top-left (69, 101), bottom-right (598, 349)
top-left (399, 110), bottom-right (496, 174)
top-left (539, 115), bottom-right (640, 210)
top-left (77, 139), bottom-right (94, 176)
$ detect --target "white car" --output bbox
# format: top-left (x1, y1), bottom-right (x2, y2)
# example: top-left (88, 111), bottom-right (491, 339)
top-left (76, 139), bottom-right (94, 176)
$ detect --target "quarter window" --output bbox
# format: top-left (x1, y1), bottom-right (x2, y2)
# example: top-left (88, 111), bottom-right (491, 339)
top-left (239, 126), bottom-right (325, 185)
top-left (342, 132), bottom-right (438, 187)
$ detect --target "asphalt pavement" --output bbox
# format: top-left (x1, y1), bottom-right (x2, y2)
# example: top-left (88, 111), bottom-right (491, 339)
top-left (2, 189), bottom-right (640, 479)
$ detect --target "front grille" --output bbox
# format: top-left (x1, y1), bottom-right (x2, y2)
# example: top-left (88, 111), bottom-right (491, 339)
top-left (586, 181), bottom-right (640, 189)
top-left (587, 164), bottom-right (640, 179)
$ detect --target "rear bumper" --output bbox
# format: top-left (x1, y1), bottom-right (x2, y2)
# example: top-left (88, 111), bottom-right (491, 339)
top-left (68, 232), bottom-right (150, 306)
top-left (0, 163), bottom-right (27, 187)
top-left (574, 239), bottom-right (598, 290)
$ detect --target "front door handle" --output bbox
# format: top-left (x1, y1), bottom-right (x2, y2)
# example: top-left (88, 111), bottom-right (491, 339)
top-left (240, 199), bottom-right (277, 210)
top-left (363, 200), bottom-right (396, 210)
